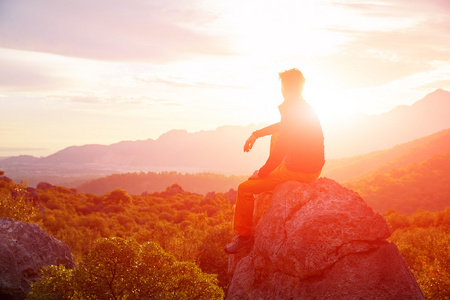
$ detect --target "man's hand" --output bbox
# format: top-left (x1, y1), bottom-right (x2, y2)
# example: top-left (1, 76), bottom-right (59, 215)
top-left (248, 170), bottom-right (260, 180)
top-left (244, 134), bottom-right (257, 152)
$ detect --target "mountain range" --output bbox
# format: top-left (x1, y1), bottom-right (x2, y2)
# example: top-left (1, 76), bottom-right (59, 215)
top-left (75, 128), bottom-right (450, 214)
top-left (0, 89), bottom-right (449, 187)
top-left (323, 88), bottom-right (450, 158)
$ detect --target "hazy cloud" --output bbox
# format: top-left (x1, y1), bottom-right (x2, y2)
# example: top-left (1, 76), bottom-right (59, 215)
top-left (0, 56), bottom-right (70, 92)
top-left (45, 94), bottom-right (178, 107)
top-left (416, 80), bottom-right (450, 91)
top-left (324, 0), bottom-right (450, 87)
top-left (68, 96), bottom-right (105, 104)
top-left (334, 0), bottom-right (450, 16)
top-left (0, 147), bottom-right (48, 153)
top-left (136, 76), bottom-right (248, 90)
top-left (0, 0), bottom-right (231, 62)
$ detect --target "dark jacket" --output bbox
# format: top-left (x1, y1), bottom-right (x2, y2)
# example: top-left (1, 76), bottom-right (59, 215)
top-left (253, 97), bottom-right (325, 177)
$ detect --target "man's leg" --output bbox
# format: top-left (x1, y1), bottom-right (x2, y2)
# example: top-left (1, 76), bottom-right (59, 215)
top-left (233, 173), bottom-right (285, 236)
top-left (233, 163), bottom-right (321, 236)
top-left (225, 165), bottom-right (321, 254)
top-left (224, 174), bottom-right (283, 254)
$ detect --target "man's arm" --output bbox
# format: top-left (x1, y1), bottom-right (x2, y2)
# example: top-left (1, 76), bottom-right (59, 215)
top-left (256, 132), bottom-right (288, 177)
top-left (254, 108), bottom-right (298, 178)
top-left (244, 123), bottom-right (281, 152)
top-left (252, 122), bottom-right (281, 138)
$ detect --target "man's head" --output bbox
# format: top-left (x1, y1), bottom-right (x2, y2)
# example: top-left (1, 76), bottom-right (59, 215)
top-left (279, 68), bottom-right (305, 99)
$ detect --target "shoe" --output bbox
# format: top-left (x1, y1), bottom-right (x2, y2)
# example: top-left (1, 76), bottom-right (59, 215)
top-left (224, 235), bottom-right (253, 254)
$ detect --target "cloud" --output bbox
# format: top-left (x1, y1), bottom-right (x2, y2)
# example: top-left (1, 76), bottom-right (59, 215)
top-left (416, 80), bottom-right (450, 91)
top-left (333, 0), bottom-right (450, 16)
top-left (0, 147), bottom-right (48, 153)
top-left (388, 0), bottom-right (450, 13)
top-left (136, 76), bottom-right (248, 90)
top-left (0, 0), bottom-right (231, 62)
top-left (68, 96), bottom-right (105, 104)
top-left (0, 53), bottom-right (70, 92)
top-left (322, 0), bottom-right (450, 88)
top-left (44, 94), bottom-right (179, 108)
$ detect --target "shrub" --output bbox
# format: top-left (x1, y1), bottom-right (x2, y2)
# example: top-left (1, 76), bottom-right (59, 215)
top-left (0, 180), bottom-right (39, 222)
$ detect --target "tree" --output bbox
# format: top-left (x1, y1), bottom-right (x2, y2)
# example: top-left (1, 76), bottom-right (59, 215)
top-left (28, 237), bottom-right (224, 300)
top-left (0, 176), bottom-right (39, 222)
top-left (198, 222), bottom-right (233, 293)
top-left (26, 265), bottom-right (75, 300)
top-left (103, 189), bottom-right (132, 205)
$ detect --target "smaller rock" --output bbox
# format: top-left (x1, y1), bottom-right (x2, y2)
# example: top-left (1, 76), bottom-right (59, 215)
top-left (0, 218), bottom-right (75, 300)
top-left (0, 176), bottom-right (12, 183)
top-left (36, 182), bottom-right (53, 191)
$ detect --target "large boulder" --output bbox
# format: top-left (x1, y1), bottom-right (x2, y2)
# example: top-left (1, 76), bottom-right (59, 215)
top-left (227, 178), bottom-right (424, 300)
top-left (0, 218), bottom-right (75, 300)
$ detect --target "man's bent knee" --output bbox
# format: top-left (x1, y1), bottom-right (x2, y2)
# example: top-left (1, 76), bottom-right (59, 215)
top-left (237, 180), bottom-right (253, 193)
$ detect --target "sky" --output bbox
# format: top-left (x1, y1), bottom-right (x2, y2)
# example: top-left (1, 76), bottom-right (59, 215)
top-left (0, 0), bottom-right (449, 157)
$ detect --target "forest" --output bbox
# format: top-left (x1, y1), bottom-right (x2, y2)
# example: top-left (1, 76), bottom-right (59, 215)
top-left (1, 169), bottom-right (449, 299)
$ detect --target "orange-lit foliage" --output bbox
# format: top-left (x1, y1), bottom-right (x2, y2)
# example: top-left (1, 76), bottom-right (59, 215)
top-left (385, 208), bottom-right (450, 299)
top-left (15, 178), bottom-right (235, 293)
top-left (346, 153), bottom-right (450, 214)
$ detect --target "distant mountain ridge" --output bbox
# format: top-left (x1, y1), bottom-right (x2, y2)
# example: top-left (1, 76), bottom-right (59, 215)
top-left (71, 128), bottom-right (450, 197)
top-left (36, 124), bottom-right (269, 172)
top-left (323, 88), bottom-right (450, 158)
top-left (0, 89), bottom-right (449, 186)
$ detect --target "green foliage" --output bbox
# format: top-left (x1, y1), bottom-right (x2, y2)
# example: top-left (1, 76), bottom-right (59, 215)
top-left (198, 222), bottom-right (233, 294)
top-left (26, 265), bottom-right (75, 300)
top-left (0, 177), bottom-right (39, 222)
top-left (28, 237), bottom-right (224, 300)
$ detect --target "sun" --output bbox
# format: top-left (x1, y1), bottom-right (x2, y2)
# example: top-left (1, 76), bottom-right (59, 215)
top-left (303, 81), bottom-right (355, 126)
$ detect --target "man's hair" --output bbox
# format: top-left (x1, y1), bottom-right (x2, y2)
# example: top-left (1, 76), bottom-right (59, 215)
top-left (279, 68), bottom-right (305, 92)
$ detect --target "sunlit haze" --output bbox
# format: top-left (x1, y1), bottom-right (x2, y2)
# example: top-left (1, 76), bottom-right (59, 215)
top-left (1, 0), bottom-right (449, 157)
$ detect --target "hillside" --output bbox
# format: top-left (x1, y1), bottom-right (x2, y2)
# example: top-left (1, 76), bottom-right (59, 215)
top-left (322, 128), bottom-right (450, 182)
top-left (345, 152), bottom-right (450, 214)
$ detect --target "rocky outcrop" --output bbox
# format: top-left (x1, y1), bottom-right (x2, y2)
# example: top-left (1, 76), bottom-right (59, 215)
top-left (36, 182), bottom-right (53, 191)
top-left (0, 218), bottom-right (75, 300)
top-left (227, 178), bottom-right (424, 300)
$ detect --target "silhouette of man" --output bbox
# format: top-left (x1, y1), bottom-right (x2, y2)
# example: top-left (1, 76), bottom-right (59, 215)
top-left (225, 68), bottom-right (325, 254)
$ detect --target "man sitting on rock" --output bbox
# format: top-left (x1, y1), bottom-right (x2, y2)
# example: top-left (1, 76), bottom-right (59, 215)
top-left (225, 68), bottom-right (325, 254)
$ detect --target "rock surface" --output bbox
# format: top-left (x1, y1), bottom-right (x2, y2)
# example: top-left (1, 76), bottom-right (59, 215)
top-left (0, 218), bottom-right (75, 300)
top-left (227, 178), bottom-right (424, 300)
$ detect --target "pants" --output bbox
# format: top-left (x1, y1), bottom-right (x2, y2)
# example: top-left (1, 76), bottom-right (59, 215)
top-left (233, 134), bottom-right (321, 236)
